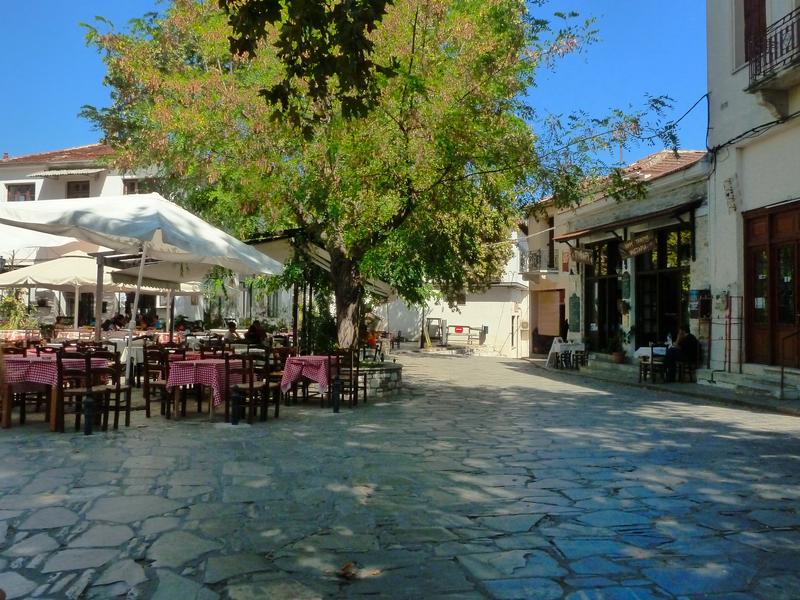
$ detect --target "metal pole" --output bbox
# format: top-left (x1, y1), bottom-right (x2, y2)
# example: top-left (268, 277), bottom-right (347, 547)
top-left (126, 244), bottom-right (148, 383)
top-left (94, 258), bottom-right (104, 341)
top-left (73, 284), bottom-right (80, 330)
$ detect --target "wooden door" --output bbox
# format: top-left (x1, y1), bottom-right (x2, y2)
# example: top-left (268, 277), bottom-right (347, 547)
top-left (774, 243), bottom-right (800, 366)
top-left (747, 245), bottom-right (771, 364)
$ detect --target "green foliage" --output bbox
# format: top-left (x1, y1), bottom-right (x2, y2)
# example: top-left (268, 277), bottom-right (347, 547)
top-left (219, 0), bottom-right (397, 127)
top-left (0, 293), bottom-right (38, 330)
top-left (82, 0), bottom-right (676, 344)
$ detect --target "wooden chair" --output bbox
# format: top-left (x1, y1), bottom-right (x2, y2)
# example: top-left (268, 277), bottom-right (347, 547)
top-left (59, 353), bottom-right (107, 432)
top-left (271, 346), bottom-right (298, 403)
top-left (225, 355), bottom-right (266, 423)
top-left (638, 345), bottom-right (666, 383)
top-left (97, 351), bottom-right (132, 429)
top-left (143, 348), bottom-right (170, 418)
top-left (337, 350), bottom-right (367, 407)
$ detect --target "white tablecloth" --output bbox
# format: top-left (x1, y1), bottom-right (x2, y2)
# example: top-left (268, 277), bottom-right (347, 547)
top-left (633, 346), bottom-right (668, 359)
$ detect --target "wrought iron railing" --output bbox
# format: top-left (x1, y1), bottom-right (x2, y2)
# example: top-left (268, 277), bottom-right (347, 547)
top-left (519, 249), bottom-right (557, 273)
top-left (749, 7), bottom-right (800, 87)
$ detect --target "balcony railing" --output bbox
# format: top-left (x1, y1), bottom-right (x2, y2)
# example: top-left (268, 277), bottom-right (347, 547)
top-left (749, 7), bottom-right (800, 87)
top-left (520, 249), bottom-right (557, 273)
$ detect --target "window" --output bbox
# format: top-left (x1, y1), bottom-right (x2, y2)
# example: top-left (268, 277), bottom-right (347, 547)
top-left (6, 183), bottom-right (34, 202)
top-left (266, 291), bottom-right (280, 318)
top-left (66, 180), bottom-right (91, 198)
top-left (123, 178), bottom-right (156, 195)
top-left (735, 0), bottom-right (767, 66)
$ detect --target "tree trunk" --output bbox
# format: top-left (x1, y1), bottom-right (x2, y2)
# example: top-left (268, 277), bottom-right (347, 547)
top-left (329, 248), bottom-right (363, 350)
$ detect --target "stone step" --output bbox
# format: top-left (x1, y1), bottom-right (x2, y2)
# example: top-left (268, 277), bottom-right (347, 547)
top-left (696, 368), bottom-right (800, 400)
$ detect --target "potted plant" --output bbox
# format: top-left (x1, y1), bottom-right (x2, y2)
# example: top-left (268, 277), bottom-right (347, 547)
top-left (609, 327), bottom-right (634, 364)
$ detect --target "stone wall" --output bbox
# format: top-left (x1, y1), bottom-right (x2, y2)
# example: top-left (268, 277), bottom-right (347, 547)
top-left (363, 363), bottom-right (403, 397)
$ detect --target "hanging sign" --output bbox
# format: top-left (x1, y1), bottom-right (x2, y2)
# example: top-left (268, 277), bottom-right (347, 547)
top-left (571, 248), bottom-right (594, 265)
top-left (620, 271), bottom-right (631, 299)
top-left (569, 293), bottom-right (581, 332)
top-left (620, 232), bottom-right (656, 259)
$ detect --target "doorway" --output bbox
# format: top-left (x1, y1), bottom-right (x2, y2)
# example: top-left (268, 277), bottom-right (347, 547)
top-left (584, 241), bottom-right (622, 352)
top-left (745, 205), bottom-right (800, 366)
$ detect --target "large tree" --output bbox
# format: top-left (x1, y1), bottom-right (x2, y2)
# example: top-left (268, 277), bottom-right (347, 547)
top-left (83, 0), bottom-right (665, 348)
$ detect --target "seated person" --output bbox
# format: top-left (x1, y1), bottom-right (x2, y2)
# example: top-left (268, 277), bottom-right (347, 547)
top-left (223, 321), bottom-right (241, 342)
top-left (664, 324), bottom-right (699, 382)
top-left (244, 320), bottom-right (266, 344)
top-left (101, 318), bottom-right (114, 332)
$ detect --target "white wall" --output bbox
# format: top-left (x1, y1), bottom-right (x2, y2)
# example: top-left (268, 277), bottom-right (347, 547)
top-left (706, 0), bottom-right (800, 368)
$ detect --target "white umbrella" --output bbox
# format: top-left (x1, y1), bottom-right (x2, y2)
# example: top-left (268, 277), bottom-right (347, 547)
top-left (0, 253), bottom-right (201, 326)
top-left (0, 193), bottom-right (282, 377)
top-left (0, 194), bottom-right (282, 272)
top-left (0, 223), bottom-right (100, 264)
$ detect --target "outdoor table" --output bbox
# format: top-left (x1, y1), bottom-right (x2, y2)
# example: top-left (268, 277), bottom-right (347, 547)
top-left (546, 339), bottom-right (586, 368)
top-left (280, 355), bottom-right (332, 394)
top-left (166, 358), bottom-right (242, 415)
top-left (633, 346), bottom-right (668, 359)
top-left (2, 356), bottom-right (107, 430)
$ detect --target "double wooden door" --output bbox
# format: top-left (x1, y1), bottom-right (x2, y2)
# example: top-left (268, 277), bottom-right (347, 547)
top-left (746, 207), bottom-right (800, 366)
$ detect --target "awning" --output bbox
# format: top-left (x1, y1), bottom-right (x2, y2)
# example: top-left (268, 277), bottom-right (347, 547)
top-left (553, 199), bottom-right (703, 243)
top-left (27, 168), bottom-right (106, 178)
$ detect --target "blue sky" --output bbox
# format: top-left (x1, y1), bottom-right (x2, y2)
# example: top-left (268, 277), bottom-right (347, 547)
top-left (0, 1), bottom-right (707, 164)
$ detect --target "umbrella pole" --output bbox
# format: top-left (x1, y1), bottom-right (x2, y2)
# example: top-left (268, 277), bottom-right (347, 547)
top-left (167, 290), bottom-right (174, 342)
top-left (94, 258), bottom-right (104, 341)
top-left (73, 285), bottom-right (80, 330)
top-left (126, 244), bottom-right (148, 383)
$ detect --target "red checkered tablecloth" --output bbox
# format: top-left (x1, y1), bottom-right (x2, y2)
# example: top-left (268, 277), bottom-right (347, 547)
top-left (166, 359), bottom-right (242, 406)
top-left (3, 357), bottom-right (107, 387)
top-left (167, 351), bottom-right (201, 362)
top-left (280, 355), bottom-right (332, 393)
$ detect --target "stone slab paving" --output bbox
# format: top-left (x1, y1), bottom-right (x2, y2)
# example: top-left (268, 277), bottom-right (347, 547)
top-left (1, 353), bottom-right (800, 598)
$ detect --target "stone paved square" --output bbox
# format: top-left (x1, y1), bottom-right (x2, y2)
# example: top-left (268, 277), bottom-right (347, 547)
top-left (2, 353), bottom-right (800, 599)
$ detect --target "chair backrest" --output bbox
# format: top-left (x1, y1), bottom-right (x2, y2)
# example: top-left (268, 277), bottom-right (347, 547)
top-left (143, 348), bottom-right (167, 381)
top-left (57, 352), bottom-right (90, 389)
top-left (272, 346), bottom-right (297, 370)
top-left (226, 354), bottom-right (254, 392)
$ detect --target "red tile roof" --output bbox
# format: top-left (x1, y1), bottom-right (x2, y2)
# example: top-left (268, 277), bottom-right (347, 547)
top-left (624, 150), bottom-right (706, 181)
top-left (0, 143), bottom-right (114, 165)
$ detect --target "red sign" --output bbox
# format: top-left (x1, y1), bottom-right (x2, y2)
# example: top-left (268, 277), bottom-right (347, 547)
top-left (454, 326), bottom-right (464, 334)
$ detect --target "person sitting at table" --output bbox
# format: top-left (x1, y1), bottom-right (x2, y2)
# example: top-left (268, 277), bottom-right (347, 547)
top-left (244, 320), bottom-right (266, 344)
top-left (101, 318), bottom-right (114, 331)
top-left (664, 324), bottom-right (699, 383)
top-left (224, 321), bottom-right (241, 342)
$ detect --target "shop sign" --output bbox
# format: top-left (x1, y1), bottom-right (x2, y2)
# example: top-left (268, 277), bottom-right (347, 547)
top-left (569, 293), bottom-right (581, 332)
top-left (620, 232), bottom-right (656, 258)
top-left (620, 271), bottom-right (631, 299)
top-left (571, 248), bottom-right (594, 265)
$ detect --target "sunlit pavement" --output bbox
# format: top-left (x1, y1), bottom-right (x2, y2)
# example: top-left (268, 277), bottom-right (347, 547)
top-left (2, 353), bottom-right (800, 599)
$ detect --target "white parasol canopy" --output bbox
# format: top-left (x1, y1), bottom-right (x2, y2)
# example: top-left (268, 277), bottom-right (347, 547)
top-left (0, 223), bottom-right (100, 263)
top-left (0, 253), bottom-right (200, 294)
top-left (0, 194), bottom-right (282, 365)
top-left (0, 193), bottom-right (283, 275)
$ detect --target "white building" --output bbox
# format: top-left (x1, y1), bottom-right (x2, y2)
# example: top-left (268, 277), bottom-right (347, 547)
top-left (376, 227), bottom-right (530, 358)
top-left (0, 143), bottom-right (288, 327)
top-left (526, 150), bottom-right (710, 358)
top-left (706, 0), bottom-right (800, 369)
